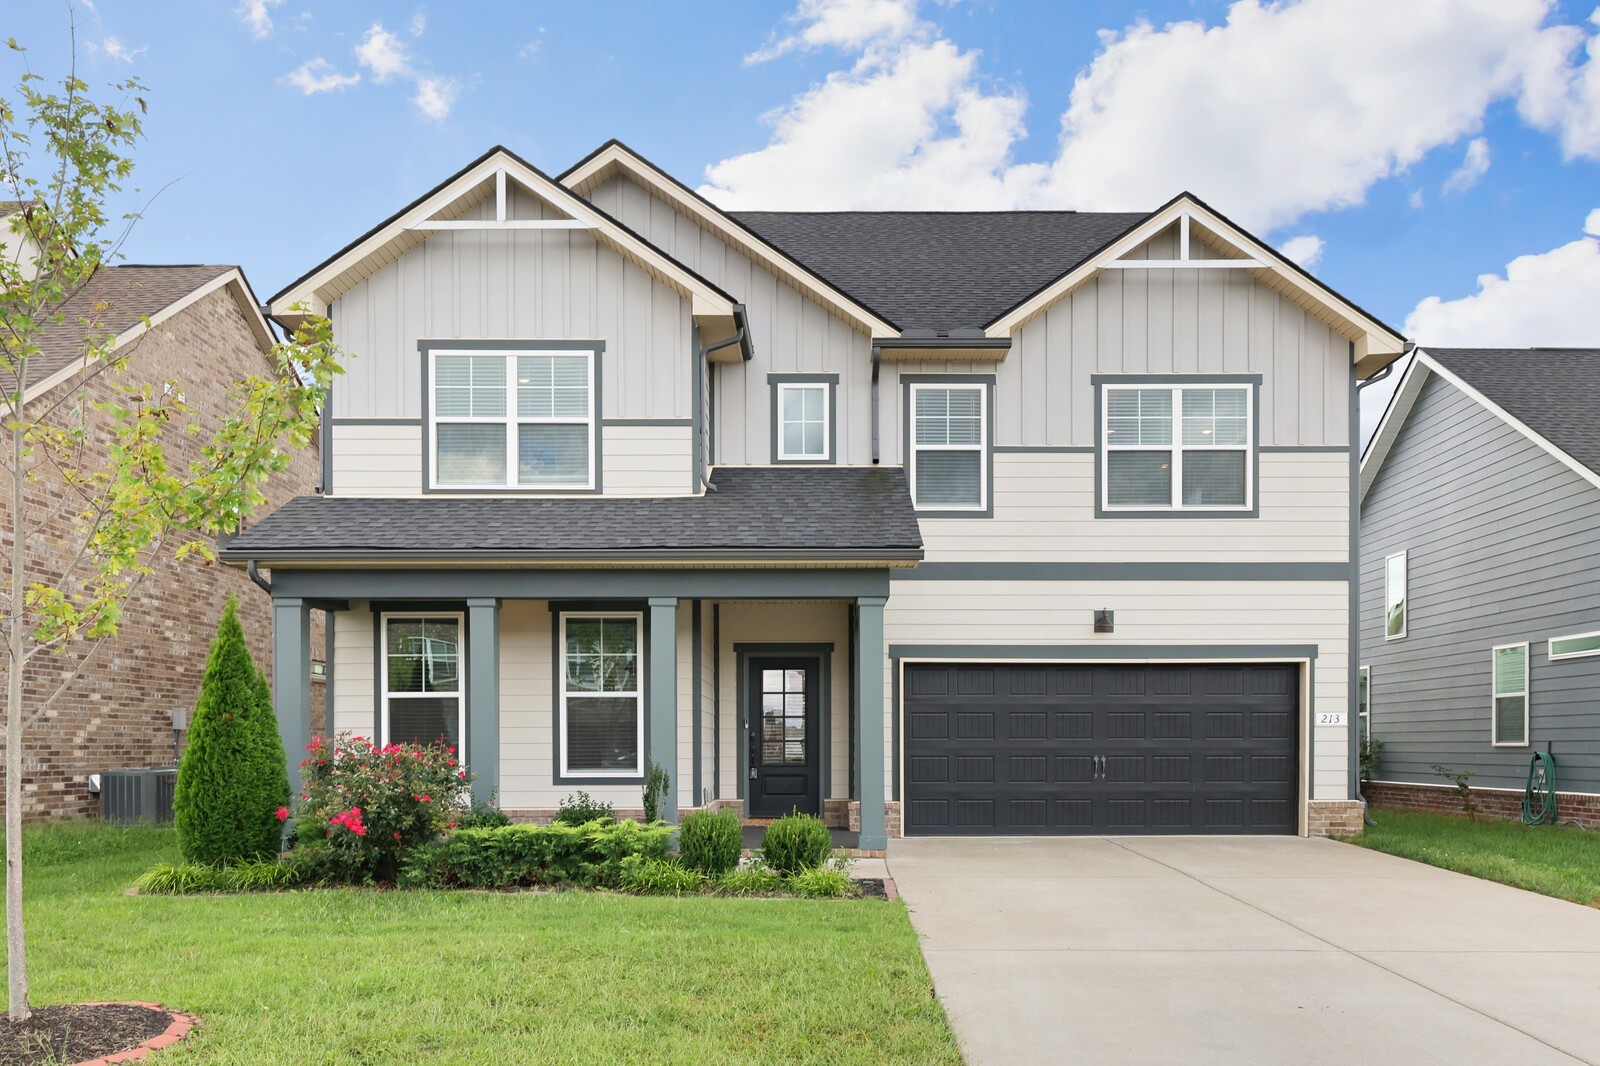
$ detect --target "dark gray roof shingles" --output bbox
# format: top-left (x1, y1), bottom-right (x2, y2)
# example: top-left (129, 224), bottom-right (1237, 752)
top-left (223, 466), bottom-right (923, 559)
top-left (730, 210), bottom-right (1150, 332)
top-left (1425, 347), bottom-right (1600, 476)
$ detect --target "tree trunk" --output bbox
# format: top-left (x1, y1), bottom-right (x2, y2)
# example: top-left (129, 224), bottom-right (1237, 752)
top-left (6, 408), bottom-right (28, 1023)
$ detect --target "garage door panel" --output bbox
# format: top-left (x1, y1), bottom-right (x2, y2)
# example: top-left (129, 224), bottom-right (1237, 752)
top-left (903, 662), bottom-right (1299, 836)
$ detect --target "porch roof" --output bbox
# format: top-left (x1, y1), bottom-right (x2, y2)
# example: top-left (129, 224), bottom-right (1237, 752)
top-left (221, 466), bottom-right (923, 565)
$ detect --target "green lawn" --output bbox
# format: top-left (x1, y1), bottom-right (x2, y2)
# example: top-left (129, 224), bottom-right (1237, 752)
top-left (1347, 808), bottom-right (1600, 906)
top-left (8, 822), bottom-right (958, 1064)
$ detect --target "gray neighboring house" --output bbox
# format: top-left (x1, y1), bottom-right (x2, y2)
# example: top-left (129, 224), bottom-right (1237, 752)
top-left (223, 141), bottom-right (1408, 849)
top-left (1360, 347), bottom-right (1600, 821)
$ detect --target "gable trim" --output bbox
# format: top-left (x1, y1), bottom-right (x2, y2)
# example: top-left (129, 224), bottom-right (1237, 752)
top-left (559, 140), bottom-right (901, 337)
top-left (1357, 355), bottom-right (1428, 503)
top-left (983, 194), bottom-right (1407, 366)
top-left (269, 146), bottom-right (737, 324)
top-left (23, 268), bottom-right (275, 404)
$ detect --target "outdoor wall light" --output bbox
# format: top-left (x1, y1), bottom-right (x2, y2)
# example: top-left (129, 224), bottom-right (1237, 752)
top-left (1093, 609), bottom-right (1115, 634)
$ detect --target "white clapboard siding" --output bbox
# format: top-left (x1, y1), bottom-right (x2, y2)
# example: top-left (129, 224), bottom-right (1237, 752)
top-left (331, 602), bottom-right (375, 737)
top-left (601, 423), bottom-right (695, 496)
top-left (329, 424), bottom-right (424, 496)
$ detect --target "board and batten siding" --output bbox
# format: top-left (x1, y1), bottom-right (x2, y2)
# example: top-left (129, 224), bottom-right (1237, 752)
top-left (883, 578), bottom-right (1352, 801)
top-left (1361, 372), bottom-right (1600, 793)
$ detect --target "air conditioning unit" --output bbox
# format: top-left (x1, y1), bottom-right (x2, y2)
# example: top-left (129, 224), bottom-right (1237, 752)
top-left (100, 766), bottom-right (178, 825)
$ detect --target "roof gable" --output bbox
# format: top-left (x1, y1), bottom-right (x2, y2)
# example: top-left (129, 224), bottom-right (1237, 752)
top-left (270, 146), bottom-right (738, 328)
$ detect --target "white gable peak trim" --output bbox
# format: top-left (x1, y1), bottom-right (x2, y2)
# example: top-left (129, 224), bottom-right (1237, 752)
top-left (560, 141), bottom-right (900, 338)
top-left (1357, 354), bottom-right (1428, 504)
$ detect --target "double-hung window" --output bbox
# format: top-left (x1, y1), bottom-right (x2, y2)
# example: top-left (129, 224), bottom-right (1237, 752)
top-left (1100, 382), bottom-right (1254, 512)
top-left (559, 612), bottom-right (644, 778)
top-left (771, 376), bottom-right (835, 463)
top-left (1492, 643), bottom-right (1529, 746)
top-left (909, 382), bottom-right (988, 511)
top-left (429, 347), bottom-right (596, 490)
top-left (382, 614), bottom-right (463, 750)
top-left (1384, 552), bottom-right (1407, 640)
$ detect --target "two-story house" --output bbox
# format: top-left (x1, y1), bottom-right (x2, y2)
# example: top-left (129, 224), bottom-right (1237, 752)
top-left (224, 142), bottom-right (1406, 850)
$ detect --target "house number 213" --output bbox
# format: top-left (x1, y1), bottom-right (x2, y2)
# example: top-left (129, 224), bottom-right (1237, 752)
top-left (1316, 712), bottom-right (1347, 726)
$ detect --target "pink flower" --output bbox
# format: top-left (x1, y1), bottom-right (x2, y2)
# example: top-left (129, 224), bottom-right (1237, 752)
top-left (276, 807), bottom-right (289, 822)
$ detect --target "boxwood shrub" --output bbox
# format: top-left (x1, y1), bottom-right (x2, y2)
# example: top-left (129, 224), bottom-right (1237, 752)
top-left (760, 812), bottom-right (832, 875)
top-left (400, 820), bottom-right (672, 890)
top-left (677, 809), bottom-right (742, 877)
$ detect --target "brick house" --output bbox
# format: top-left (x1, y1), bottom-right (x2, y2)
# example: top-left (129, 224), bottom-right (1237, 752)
top-left (2, 243), bottom-right (325, 818)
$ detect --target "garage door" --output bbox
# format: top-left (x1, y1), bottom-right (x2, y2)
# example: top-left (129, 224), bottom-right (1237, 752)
top-left (902, 662), bottom-right (1299, 835)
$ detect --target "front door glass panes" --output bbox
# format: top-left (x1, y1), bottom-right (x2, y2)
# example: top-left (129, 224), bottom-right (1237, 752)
top-left (761, 668), bottom-right (807, 765)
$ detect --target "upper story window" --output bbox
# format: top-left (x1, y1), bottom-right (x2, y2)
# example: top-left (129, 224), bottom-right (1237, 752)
top-left (769, 374), bottom-right (837, 464)
top-left (1099, 380), bottom-right (1255, 514)
top-left (427, 346), bottom-right (597, 491)
top-left (908, 380), bottom-right (990, 513)
top-left (1385, 551), bottom-right (1407, 640)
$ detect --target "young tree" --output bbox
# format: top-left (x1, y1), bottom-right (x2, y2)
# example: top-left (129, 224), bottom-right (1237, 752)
top-left (173, 598), bottom-right (289, 864)
top-left (0, 44), bottom-right (340, 1020)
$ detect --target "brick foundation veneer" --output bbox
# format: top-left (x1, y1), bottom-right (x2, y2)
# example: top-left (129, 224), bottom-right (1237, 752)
top-left (1367, 780), bottom-right (1600, 826)
top-left (1306, 800), bottom-right (1365, 837)
top-left (0, 286), bottom-right (325, 819)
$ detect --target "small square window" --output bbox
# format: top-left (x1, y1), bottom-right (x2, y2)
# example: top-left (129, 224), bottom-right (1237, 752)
top-left (772, 380), bottom-right (833, 462)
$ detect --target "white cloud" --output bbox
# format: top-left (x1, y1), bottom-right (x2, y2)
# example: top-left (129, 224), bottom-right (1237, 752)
top-left (1409, 188), bottom-right (1426, 209)
top-left (1443, 136), bottom-right (1491, 193)
top-left (410, 13), bottom-right (427, 37)
top-left (281, 57), bottom-right (360, 95)
top-left (413, 76), bottom-right (458, 121)
top-left (355, 23), bottom-right (412, 83)
top-left (237, 0), bottom-right (283, 39)
top-left (88, 37), bottom-right (146, 63)
top-left (1279, 234), bottom-right (1325, 269)
top-left (746, 0), bottom-right (919, 63)
top-left (1517, 10), bottom-right (1600, 159)
top-left (1403, 207), bottom-right (1600, 346)
top-left (704, 0), bottom-right (1597, 231)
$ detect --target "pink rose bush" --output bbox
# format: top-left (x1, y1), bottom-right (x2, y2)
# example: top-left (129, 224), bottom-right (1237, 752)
top-left (292, 734), bottom-right (473, 883)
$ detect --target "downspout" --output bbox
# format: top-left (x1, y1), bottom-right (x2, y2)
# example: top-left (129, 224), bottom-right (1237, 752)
top-left (870, 343), bottom-right (881, 464)
top-left (697, 305), bottom-right (749, 494)
top-left (246, 559), bottom-right (272, 596)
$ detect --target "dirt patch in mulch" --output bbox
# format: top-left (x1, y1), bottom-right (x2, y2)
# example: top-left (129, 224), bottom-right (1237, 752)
top-left (0, 1002), bottom-right (178, 1066)
top-left (853, 878), bottom-right (889, 899)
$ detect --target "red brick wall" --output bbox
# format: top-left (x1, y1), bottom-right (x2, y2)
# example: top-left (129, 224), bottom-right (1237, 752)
top-left (1367, 781), bottom-right (1600, 826)
top-left (0, 285), bottom-right (324, 818)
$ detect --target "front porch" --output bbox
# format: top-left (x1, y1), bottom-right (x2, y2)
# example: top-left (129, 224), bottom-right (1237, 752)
top-left (267, 569), bottom-right (893, 850)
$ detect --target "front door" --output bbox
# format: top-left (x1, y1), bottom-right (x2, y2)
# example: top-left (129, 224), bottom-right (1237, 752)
top-left (747, 656), bottom-right (822, 818)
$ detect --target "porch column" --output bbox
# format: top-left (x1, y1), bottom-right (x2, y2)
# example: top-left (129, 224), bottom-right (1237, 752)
top-left (466, 598), bottom-right (501, 805)
top-left (647, 597), bottom-right (679, 825)
top-left (854, 596), bottom-right (887, 850)
top-left (273, 597), bottom-right (312, 796)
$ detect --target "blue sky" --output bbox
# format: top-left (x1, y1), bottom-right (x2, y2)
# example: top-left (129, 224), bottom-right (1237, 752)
top-left (7, 0), bottom-right (1599, 431)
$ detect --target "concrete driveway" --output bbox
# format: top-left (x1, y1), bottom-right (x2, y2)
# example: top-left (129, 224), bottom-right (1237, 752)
top-left (888, 836), bottom-right (1600, 1065)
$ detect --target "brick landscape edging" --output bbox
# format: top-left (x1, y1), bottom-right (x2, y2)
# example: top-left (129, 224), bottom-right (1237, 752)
top-left (71, 1002), bottom-right (196, 1066)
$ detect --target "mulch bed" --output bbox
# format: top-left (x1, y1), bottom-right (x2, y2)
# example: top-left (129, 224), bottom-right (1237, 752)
top-left (853, 877), bottom-right (892, 900)
top-left (0, 1002), bottom-right (193, 1066)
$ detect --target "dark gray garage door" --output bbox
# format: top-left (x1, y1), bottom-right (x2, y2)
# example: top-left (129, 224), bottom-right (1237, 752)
top-left (903, 662), bottom-right (1299, 835)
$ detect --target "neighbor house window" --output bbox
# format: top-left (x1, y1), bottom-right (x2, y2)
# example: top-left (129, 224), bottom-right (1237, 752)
top-left (1492, 643), bottom-right (1529, 747)
top-left (1358, 665), bottom-right (1370, 744)
top-left (770, 377), bottom-right (835, 463)
top-left (1549, 630), bottom-right (1600, 661)
top-left (383, 614), bottom-right (463, 750)
top-left (1385, 551), bottom-right (1407, 640)
top-left (559, 612), bottom-right (643, 778)
top-left (909, 382), bottom-right (988, 511)
top-left (429, 348), bottom-right (595, 490)
top-left (1100, 382), bottom-right (1254, 512)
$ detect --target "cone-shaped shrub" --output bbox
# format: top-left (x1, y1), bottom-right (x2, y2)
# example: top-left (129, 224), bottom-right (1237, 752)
top-left (253, 665), bottom-right (291, 823)
top-left (174, 597), bottom-right (290, 863)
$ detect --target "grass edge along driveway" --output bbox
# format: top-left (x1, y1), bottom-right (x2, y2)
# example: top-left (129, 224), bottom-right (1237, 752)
top-left (1345, 807), bottom-right (1600, 907)
top-left (11, 822), bottom-right (959, 1064)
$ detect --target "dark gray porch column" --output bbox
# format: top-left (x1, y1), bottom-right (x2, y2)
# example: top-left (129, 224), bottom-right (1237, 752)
top-left (854, 596), bottom-right (887, 850)
top-left (466, 598), bottom-right (500, 805)
top-left (647, 597), bottom-right (679, 825)
top-left (273, 597), bottom-right (312, 795)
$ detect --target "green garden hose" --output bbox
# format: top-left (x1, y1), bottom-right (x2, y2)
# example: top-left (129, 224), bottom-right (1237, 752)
top-left (1522, 750), bottom-right (1557, 826)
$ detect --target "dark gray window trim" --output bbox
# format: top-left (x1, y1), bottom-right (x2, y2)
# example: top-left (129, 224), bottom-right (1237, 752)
top-left (893, 561), bottom-right (1350, 582)
top-left (420, 338), bottom-right (607, 496)
top-left (733, 642), bottom-right (834, 811)
top-left (886, 643), bottom-right (1318, 813)
top-left (551, 603), bottom-right (650, 786)
top-left (1092, 373), bottom-right (1263, 519)
top-left (767, 373), bottom-right (840, 465)
top-left (901, 372), bottom-right (996, 519)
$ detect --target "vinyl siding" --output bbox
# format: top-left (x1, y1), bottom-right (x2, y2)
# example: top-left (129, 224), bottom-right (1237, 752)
top-left (883, 578), bottom-right (1351, 801)
top-left (331, 601), bottom-right (375, 737)
top-left (602, 423), bottom-right (694, 496)
top-left (328, 423), bottom-right (423, 496)
top-left (918, 450), bottom-right (1348, 562)
top-left (1360, 372), bottom-right (1600, 792)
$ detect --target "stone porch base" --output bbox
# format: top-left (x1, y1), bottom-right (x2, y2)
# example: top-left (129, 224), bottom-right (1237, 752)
top-left (1366, 780), bottom-right (1600, 827)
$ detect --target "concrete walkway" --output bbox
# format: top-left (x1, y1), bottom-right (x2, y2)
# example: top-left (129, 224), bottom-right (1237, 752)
top-left (888, 836), bottom-right (1600, 1065)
